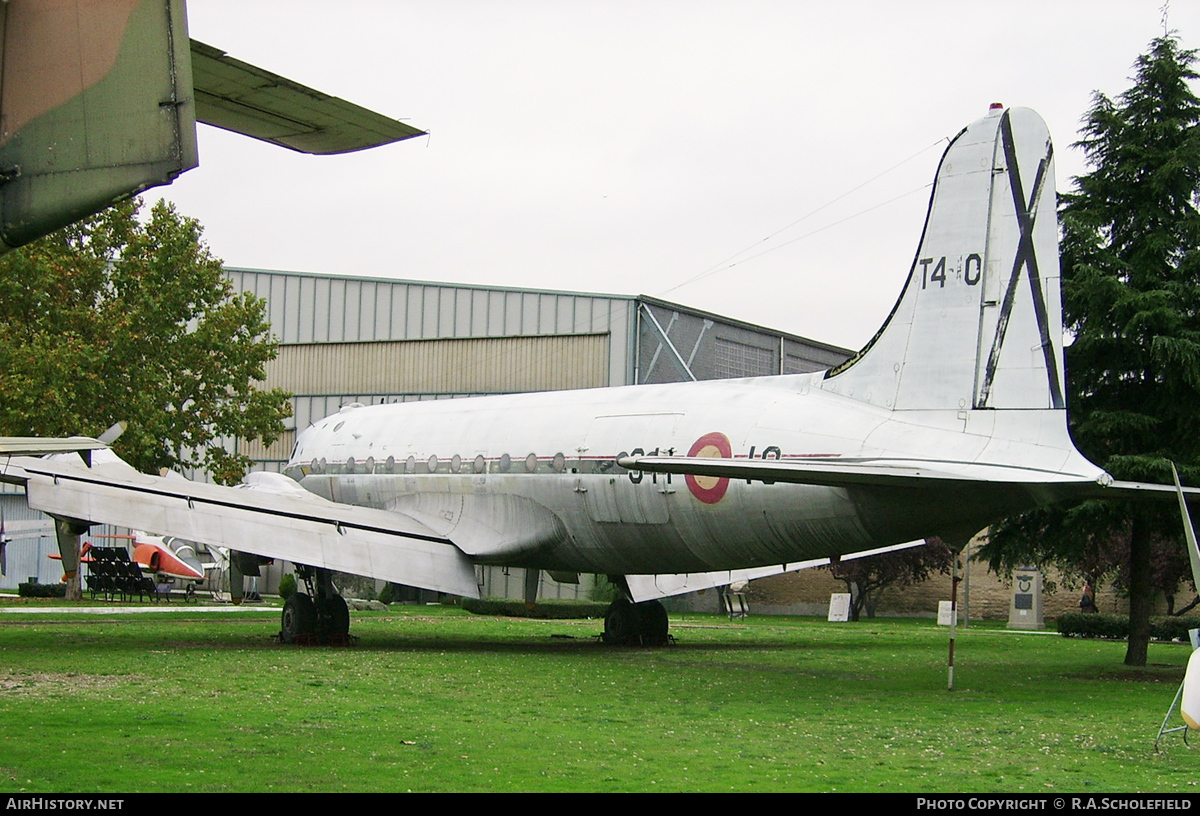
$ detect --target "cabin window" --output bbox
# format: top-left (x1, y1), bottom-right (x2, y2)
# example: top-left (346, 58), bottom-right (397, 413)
top-left (473, 455), bottom-right (486, 474)
top-left (385, 456), bottom-right (396, 473)
top-left (552, 452), bottom-right (566, 472)
top-left (428, 455), bottom-right (439, 472)
top-left (524, 453), bottom-right (538, 472)
top-left (405, 455), bottom-right (416, 474)
top-left (499, 454), bottom-right (512, 472)
top-left (451, 454), bottom-right (462, 473)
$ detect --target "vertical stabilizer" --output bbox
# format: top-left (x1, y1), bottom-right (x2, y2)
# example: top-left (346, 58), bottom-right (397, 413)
top-left (821, 106), bottom-right (1064, 412)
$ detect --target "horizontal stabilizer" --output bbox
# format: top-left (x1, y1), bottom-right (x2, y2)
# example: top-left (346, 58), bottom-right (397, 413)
top-left (6, 453), bottom-right (478, 598)
top-left (621, 455), bottom-right (1200, 511)
top-left (619, 454), bottom-right (1102, 490)
top-left (190, 40), bottom-right (425, 154)
top-left (1083, 479), bottom-right (1200, 503)
top-left (0, 437), bottom-right (108, 456)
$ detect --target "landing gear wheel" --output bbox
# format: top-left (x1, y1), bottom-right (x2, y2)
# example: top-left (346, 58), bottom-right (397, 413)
top-left (603, 597), bottom-right (638, 645)
top-left (281, 593), bottom-right (317, 643)
top-left (637, 600), bottom-right (669, 646)
top-left (319, 595), bottom-right (350, 638)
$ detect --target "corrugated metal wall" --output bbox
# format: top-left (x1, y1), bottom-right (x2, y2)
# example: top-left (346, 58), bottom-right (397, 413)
top-left (227, 268), bottom-right (636, 388)
top-left (269, 334), bottom-right (610, 396)
top-left (240, 332), bottom-right (612, 467)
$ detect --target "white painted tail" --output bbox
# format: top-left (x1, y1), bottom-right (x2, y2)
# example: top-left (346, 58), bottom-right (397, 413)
top-left (821, 106), bottom-right (1064, 413)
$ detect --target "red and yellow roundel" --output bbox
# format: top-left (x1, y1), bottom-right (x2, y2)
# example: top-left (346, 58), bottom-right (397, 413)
top-left (685, 432), bottom-right (732, 504)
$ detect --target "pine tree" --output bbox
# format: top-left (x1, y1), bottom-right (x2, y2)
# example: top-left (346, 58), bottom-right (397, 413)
top-left (984, 35), bottom-right (1200, 665)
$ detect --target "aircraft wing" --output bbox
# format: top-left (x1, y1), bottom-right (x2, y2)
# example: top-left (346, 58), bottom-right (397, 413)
top-left (189, 40), bottom-right (425, 155)
top-left (0, 453), bottom-right (479, 598)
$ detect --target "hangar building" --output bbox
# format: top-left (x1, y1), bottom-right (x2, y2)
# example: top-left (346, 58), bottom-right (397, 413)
top-left (228, 267), bottom-right (850, 464)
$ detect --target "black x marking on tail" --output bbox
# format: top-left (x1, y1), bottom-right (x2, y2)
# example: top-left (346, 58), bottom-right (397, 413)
top-left (977, 111), bottom-right (1065, 410)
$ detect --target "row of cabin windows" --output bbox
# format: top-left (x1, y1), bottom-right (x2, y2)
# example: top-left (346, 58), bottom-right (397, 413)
top-left (309, 451), bottom-right (570, 476)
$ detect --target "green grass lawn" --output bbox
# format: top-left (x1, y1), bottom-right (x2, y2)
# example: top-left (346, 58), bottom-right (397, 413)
top-left (0, 603), bottom-right (1194, 792)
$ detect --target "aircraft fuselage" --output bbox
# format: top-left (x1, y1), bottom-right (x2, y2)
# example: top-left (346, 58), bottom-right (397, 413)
top-left (284, 372), bottom-right (1099, 575)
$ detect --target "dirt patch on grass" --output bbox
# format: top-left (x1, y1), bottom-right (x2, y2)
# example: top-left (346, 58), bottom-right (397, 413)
top-left (0, 671), bottom-right (126, 696)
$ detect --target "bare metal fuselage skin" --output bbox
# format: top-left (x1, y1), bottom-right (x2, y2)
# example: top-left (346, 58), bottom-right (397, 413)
top-left (285, 371), bottom-right (1101, 576)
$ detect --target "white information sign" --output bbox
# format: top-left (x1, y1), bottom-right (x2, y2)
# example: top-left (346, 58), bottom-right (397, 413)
top-left (828, 593), bottom-right (851, 622)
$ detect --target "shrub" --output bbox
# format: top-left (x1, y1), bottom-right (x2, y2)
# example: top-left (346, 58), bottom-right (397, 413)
top-left (378, 582), bottom-right (399, 605)
top-left (589, 575), bottom-right (619, 603)
top-left (278, 573), bottom-right (297, 600)
top-left (1151, 615), bottom-right (1200, 643)
top-left (1056, 612), bottom-right (1200, 641)
top-left (17, 583), bottom-right (66, 598)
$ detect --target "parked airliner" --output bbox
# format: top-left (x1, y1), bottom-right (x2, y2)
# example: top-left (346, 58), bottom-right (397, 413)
top-left (2, 105), bottom-right (1187, 645)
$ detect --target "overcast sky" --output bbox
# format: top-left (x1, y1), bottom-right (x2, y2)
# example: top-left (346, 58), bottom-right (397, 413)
top-left (161, 0), bottom-right (1200, 351)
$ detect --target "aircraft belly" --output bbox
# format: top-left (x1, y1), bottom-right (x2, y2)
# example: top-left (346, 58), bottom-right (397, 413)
top-left (501, 474), bottom-right (865, 574)
top-left (301, 469), bottom-right (871, 575)
top-left (647, 481), bottom-right (870, 571)
top-left (544, 475), bottom-right (873, 574)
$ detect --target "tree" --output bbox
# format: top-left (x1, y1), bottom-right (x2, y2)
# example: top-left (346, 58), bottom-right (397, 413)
top-left (983, 34), bottom-right (1200, 665)
top-left (825, 538), bottom-right (954, 621)
top-left (0, 197), bottom-right (292, 485)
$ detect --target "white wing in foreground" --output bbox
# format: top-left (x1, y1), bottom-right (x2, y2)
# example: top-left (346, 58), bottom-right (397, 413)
top-left (0, 451), bottom-right (478, 598)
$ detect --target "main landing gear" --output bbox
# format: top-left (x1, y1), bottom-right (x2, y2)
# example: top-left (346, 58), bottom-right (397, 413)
top-left (280, 566), bottom-right (352, 645)
top-left (602, 596), bottom-right (671, 647)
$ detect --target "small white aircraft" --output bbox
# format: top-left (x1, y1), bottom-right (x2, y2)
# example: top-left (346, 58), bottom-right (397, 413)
top-left (1, 105), bottom-right (1192, 644)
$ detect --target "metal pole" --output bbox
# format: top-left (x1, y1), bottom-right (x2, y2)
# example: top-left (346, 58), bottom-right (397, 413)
top-left (948, 552), bottom-right (961, 691)
top-left (962, 538), bottom-right (971, 628)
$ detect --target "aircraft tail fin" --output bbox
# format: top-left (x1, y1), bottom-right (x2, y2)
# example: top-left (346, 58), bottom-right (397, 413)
top-left (821, 106), bottom-right (1064, 413)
